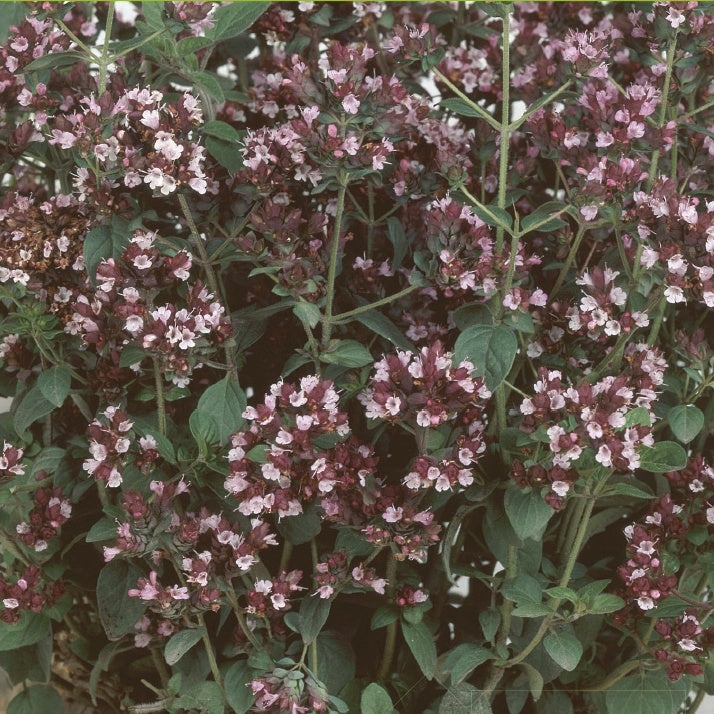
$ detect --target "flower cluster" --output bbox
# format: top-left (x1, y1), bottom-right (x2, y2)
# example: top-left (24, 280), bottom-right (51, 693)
top-left (250, 667), bottom-right (330, 713)
top-left (313, 550), bottom-right (387, 599)
top-left (0, 441), bottom-right (24, 480)
top-left (615, 455), bottom-right (714, 679)
top-left (225, 376), bottom-right (351, 518)
top-left (358, 341), bottom-right (491, 429)
top-left (16, 485), bottom-right (72, 552)
top-left (426, 196), bottom-right (545, 306)
top-left (82, 406), bottom-right (134, 487)
top-left (520, 345), bottom-right (665, 472)
top-left (0, 565), bottom-right (65, 624)
top-left (511, 462), bottom-right (579, 511)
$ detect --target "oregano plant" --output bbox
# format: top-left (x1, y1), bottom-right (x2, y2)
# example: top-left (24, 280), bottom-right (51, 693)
top-left (0, 2), bottom-right (713, 713)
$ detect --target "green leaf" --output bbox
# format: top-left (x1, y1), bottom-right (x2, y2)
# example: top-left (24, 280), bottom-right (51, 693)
top-left (29, 446), bottom-right (65, 479)
top-left (276, 503), bottom-right (322, 545)
top-left (441, 97), bottom-right (484, 118)
top-left (205, 135), bottom-right (244, 172)
top-left (202, 119), bottom-right (241, 143)
top-left (587, 594), bottom-right (625, 615)
top-left (543, 626), bottom-right (583, 671)
top-left (510, 603), bottom-right (553, 617)
top-left (190, 409), bottom-right (218, 453)
top-left (453, 324), bottom-right (518, 390)
top-left (504, 485), bottom-right (553, 541)
top-left (361, 683), bottom-right (395, 714)
top-left (37, 366), bottom-right (71, 408)
top-left (0, 636), bottom-right (51, 685)
top-left (607, 482), bottom-right (654, 499)
top-left (299, 595), bottom-right (331, 644)
top-left (196, 375), bottom-right (246, 445)
top-left (501, 574), bottom-right (543, 605)
top-left (23, 51), bottom-right (86, 72)
top-left (605, 670), bottom-right (687, 714)
top-left (165, 627), bottom-right (206, 665)
top-left (371, 606), bottom-right (400, 630)
top-left (7, 685), bottom-right (63, 714)
top-left (441, 643), bottom-right (492, 685)
top-left (293, 301), bottom-right (321, 330)
top-left (439, 683), bottom-right (492, 714)
top-left (176, 35), bottom-right (214, 55)
top-left (85, 518), bottom-right (118, 543)
top-left (174, 681), bottom-right (225, 714)
top-left (208, 2), bottom-right (269, 41)
top-left (312, 631), bottom-right (355, 695)
top-left (354, 310), bottom-right (415, 351)
top-left (638, 441), bottom-right (687, 473)
top-left (118, 343), bottom-right (147, 368)
top-left (225, 660), bottom-right (255, 714)
top-left (479, 609), bottom-right (501, 642)
top-left (401, 620), bottom-right (437, 680)
top-left (191, 70), bottom-right (225, 102)
top-left (0, 3), bottom-right (27, 44)
top-left (89, 641), bottom-right (121, 705)
top-left (624, 407), bottom-right (652, 428)
top-left (141, 2), bottom-right (164, 30)
top-left (520, 662), bottom-right (544, 702)
top-left (520, 202), bottom-right (569, 234)
top-left (83, 217), bottom-right (133, 284)
top-left (0, 614), bottom-right (51, 652)
top-left (321, 339), bottom-right (373, 368)
top-left (96, 560), bottom-right (147, 641)
top-left (668, 404), bottom-right (704, 444)
top-left (13, 386), bottom-right (55, 437)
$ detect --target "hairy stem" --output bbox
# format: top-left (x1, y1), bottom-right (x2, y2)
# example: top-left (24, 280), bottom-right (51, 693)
top-left (377, 555), bottom-right (398, 681)
top-left (152, 357), bottom-right (167, 437)
top-left (321, 179), bottom-right (348, 348)
top-left (331, 285), bottom-right (419, 324)
top-left (98, 2), bottom-right (115, 95)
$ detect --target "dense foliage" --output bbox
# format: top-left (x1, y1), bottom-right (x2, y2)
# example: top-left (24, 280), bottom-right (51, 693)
top-left (1, 2), bottom-right (714, 712)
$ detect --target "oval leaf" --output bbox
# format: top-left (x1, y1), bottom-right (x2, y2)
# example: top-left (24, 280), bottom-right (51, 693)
top-left (299, 595), bottom-right (331, 644)
top-left (401, 620), bottom-right (437, 680)
top-left (7, 685), bottom-right (63, 714)
top-left (37, 366), bottom-right (72, 408)
top-left (504, 485), bottom-right (553, 541)
top-left (13, 386), bottom-right (55, 437)
top-left (164, 627), bottom-right (206, 665)
top-left (543, 626), bottom-right (583, 671)
top-left (668, 404), bottom-right (704, 444)
top-left (196, 375), bottom-right (246, 445)
top-left (453, 324), bottom-right (518, 390)
top-left (361, 682), bottom-right (395, 714)
top-left (638, 441), bottom-right (687, 473)
top-left (96, 560), bottom-right (147, 640)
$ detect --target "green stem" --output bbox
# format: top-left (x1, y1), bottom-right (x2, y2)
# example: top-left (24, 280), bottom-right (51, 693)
top-left (98, 2), bottom-right (115, 95)
top-left (330, 285), bottom-right (419, 324)
top-left (647, 31), bottom-right (678, 190)
top-left (321, 179), bottom-right (348, 349)
top-left (506, 479), bottom-right (604, 668)
top-left (150, 647), bottom-right (170, 690)
top-left (226, 586), bottom-right (265, 652)
top-left (197, 613), bottom-right (225, 697)
top-left (377, 555), bottom-right (398, 680)
top-left (279, 540), bottom-right (293, 574)
top-left (587, 659), bottom-right (641, 692)
top-left (496, 7), bottom-right (511, 256)
top-left (483, 544), bottom-right (517, 701)
top-left (433, 67), bottom-right (501, 132)
top-left (688, 686), bottom-right (706, 714)
top-left (647, 296), bottom-right (667, 346)
top-left (153, 357), bottom-right (166, 437)
top-left (177, 193), bottom-right (235, 371)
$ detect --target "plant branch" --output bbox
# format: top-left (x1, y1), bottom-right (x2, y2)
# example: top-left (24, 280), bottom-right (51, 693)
top-left (321, 178), bottom-right (348, 348)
